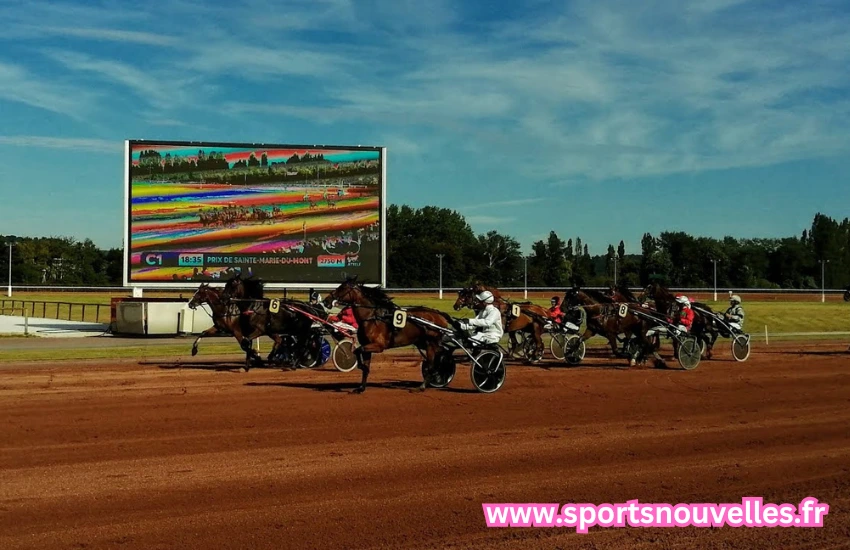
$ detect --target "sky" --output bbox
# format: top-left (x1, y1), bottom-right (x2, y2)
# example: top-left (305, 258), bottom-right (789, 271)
top-left (1, 0), bottom-right (849, 256)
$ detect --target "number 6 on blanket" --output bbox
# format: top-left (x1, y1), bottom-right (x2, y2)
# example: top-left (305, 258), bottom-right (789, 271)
top-left (392, 310), bottom-right (407, 328)
top-left (269, 299), bottom-right (280, 313)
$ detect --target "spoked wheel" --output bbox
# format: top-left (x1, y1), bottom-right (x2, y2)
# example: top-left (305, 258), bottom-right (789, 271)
top-left (522, 335), bottom-right (544, 364)
top-left (332, 340), bottom-right (358, 372)
top-left (677, 336), bottom-right (702, 370)
top-left (563, 334), bottom-right (586, 365)
top-left (549, 333), bottom-right (567, 361)
top-left (732, 334), bottom-right (751, 362)
top-left (699, 338), bottom-right (707, 357)
top-left (423, 351), bottom-right (457, 388)
top-left (469, 349), bottom-right (506, 393)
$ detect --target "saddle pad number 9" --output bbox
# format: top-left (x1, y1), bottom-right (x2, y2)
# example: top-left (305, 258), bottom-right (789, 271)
top-left (393, 310), bottom-right (407, 328)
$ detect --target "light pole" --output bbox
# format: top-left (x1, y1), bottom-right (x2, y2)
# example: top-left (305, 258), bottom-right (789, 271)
top-left (524, 256), bottom-right (528, 300)
top-left (710, 259), bottom-right (719, 302)
top-left (819, 259), bottom-right (829, 303)
top-left (5, 236), bottom-right (17, 297)
top-left (613, 255), bottom-right (618, 287)
top-left (436, 254), bottom-right (445, 299)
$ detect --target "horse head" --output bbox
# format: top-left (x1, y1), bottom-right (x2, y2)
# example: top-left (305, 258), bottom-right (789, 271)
top-left (323, 276), bottom-right (360, 309)
top-left (453, 287), bottom-right (474, 311)
top-left (188, 282), bottom-right (212, 309)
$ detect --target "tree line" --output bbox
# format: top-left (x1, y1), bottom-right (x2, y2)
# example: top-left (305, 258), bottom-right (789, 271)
top-left (2, 210), bottom-right (848, 288)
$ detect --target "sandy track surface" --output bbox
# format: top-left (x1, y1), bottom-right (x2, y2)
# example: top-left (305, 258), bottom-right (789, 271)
top-left (1, 341), bottom-right (848, 549)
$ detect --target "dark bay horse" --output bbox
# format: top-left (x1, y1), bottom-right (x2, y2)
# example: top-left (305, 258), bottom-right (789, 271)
top-left (222, 275), bottom-right (328, 370)
top-left (454, 284), bottom-right (547, 361)
top-left (323, 277), bottom-right (458, 393)
top-left (641, 282), bottom-right (720, 358)
top-left (562, 287), bottom-right (660, 365)
top-left (187, 282), bottom-right (244, 358)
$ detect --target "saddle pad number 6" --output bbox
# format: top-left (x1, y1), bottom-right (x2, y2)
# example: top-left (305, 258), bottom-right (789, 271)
top-left (511, 304), bottom-right (521, 317)
top-left (618, 304), bottom-right (629, 318)
top-left (392, 310), bottom-right (407, 328)
top-left (269, 299), bottom-right (280, 313)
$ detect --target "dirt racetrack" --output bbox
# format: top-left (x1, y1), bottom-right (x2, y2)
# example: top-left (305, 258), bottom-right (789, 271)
top-left (1, 341), bottom-right (849, 549)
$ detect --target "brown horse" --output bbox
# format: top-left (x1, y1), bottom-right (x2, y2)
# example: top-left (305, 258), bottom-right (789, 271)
top-left (640, 282), bottom-right (719, 359)
top-left (454, 285), bottom-right (547, 362)
top-left (187, 283), bottom-right (244, 358)
top-left (562, 287), bottom-right (660, 365)
top-left (322, 277), bottom-right (458, 393)
top-left (221, 275), bottom-right (328, 370)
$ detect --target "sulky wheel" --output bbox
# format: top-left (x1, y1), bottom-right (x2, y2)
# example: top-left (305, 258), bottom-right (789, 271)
top-left (469, 349), bottom-right (506, 393)
top-left (422, 351), bottom-right (456, 388)
top-left (677, 335), bottom-right (702, 370)
top-left (550, 333), bottom-right (567, 361)
top-left (332, 340), bottom-right (359, 372)
top-left (298, 333), bottom-right (331, 369)
top-left (563, 334), bottom-right (586, 365)
top-left (732, 334), bottom-right (751, 362)
top-left (522, 335), bottom-right (544, 364)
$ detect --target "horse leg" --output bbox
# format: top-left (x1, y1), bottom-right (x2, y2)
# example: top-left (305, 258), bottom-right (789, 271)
top-left (192, 325), bottom-right (219, 356)
top-left (240, 327), bottom-right (266, 369)
top-left (707, 330), bottom-right (719, 359)
top-left (417, 345), bottom-right (438, 392)
top-left (353, 344), bottom-right (382, 393)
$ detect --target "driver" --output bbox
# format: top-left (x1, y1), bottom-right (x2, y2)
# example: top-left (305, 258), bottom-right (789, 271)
top-left (328, 303), bottom-right (358, 335)
top-left (723, 295), bottom-right (745, 330)
top-left (545, 296), bottom-right (564, 330)
top-left (458, 290), bottom-right (504, 346)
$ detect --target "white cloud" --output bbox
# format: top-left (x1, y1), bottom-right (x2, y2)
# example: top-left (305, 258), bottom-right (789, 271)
top-left (466, 215), bottom-right (516, 225)
top-left (0, 136), bottom-right (119, 152)
top-left (0, 61), bottom-right (96, 120)
top-left (463, 198), bottom-right (546, 211)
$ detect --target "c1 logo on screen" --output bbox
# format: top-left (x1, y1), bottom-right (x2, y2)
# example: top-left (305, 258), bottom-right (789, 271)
top-left (144, 253), bottom-right (163, 266)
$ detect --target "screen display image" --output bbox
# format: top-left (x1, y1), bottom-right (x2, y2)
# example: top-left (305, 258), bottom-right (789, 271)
top-left (124, 140), bottom-right (385, 287)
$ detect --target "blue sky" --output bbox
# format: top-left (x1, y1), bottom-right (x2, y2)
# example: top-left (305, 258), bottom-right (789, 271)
top-left (1, 0), bottom-right (849, 256)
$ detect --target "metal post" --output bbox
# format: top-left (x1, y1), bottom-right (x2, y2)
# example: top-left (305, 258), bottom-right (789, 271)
top-left (436, 254), bottom-right (445, 299)
top-left (613, 256), bottom-right (618, 287)
top-left (711, 259), bottom-right (718, 302)
top-left (524, 257), bottom-right (528, 300)
top-left (6, 242), bottom-right (13, 298)
top-left (820, 259), bottom-right (828, 303)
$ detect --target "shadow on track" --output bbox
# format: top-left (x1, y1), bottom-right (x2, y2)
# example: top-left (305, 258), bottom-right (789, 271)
top-left (152, 361), bottom-right (255, 372)
top-left (245, 380), bottom-right (480, 394)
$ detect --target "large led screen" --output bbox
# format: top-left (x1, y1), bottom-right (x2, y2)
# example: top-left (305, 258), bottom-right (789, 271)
top-left (124, 140), bottom-right (385, 287)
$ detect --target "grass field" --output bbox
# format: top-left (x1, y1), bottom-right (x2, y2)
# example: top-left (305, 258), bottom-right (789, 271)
top-left (1, 292), bottom-right (848, 334)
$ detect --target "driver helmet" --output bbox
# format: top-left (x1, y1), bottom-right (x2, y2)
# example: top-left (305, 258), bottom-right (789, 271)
top-left (675, 294), bottom-right (691, 308)
top-left (730, 294), bottom-right (741, 305)
top-left (475, 290), bottom-right (495, 305)
top-left (551, 296), bottom-right (560, 306)
top-left (310, 291), bottom-right (320, 302)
